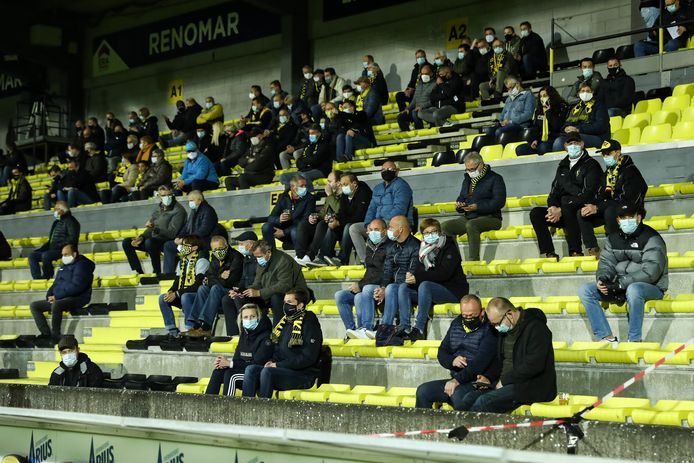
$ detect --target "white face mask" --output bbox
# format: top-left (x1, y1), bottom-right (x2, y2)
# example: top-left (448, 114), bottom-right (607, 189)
top-left (343, 92), bottom-right (353, 99)
top-left (421, 74), bottom-right (431, 83)
top-left (579, 92), bottom-right (593, 102)
top-left (151, 157), bottom-right (159, 164)
top-left (250, 136), bottom-right (260, 146)
top-left (205, 102), bottom-right (213, 109)
top-left (62, 255), bottom-right (75, 265)
top-left (303, 72), bottom-right (313, 79)
top-left (479, 47), bottom-right (489, 56)
top-left (355, 85), bottom-right (363, 93)
top-left (313, 76), bottom-right (320, 82)
top-left (248, 92), bottom-right (255, 99)
top-left (520, 29), bottom-right (529, 38)
top-left (62, 352), bottom-right (78, 368)
top-left (187, 151), bottom-right (198, 160)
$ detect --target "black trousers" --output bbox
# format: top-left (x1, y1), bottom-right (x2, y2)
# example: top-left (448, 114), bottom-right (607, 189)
top-left (529, 203), bottom-right (583, 255)
top-left (30, 297), bottom-right (84, 339)
top-left (205, 366), bottom-right (245, 396)
top-left (577, 200), bottom-right (620, 249)
top-left (395, 91), bottom-right (412, 112)
top-left (294, 220), bottom-right (318, 259)
top-left (123, 236), bottom-right (166, 275)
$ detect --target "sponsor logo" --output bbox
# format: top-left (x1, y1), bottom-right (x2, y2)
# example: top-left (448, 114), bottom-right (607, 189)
top-left (89, 437), bottom-right (115, 463)
top-left (28, 432), bottom-right (53, 463)
top-left (157, 444), bottom-right (184, 463)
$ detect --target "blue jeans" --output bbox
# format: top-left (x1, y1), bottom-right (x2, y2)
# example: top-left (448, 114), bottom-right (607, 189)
top-left (552, 134), bottom-right (603, 152)
top-left (414, 281), bottom-right (459, 332)
top-left (484, 123), bottom-right (523, 140)
top-left (382, 283), bottom-right (417, 330)
top-left (163, 240), bottom-right (179, 274)
top-left (158, 292), bottom-right (197, 333)
top-left (57, 189), bottom-right (96, 208)
top-left (28, 249), bottom-right (61, 279)
top-left (160, 132), bottom-right (187, 148)
top-left (335, 284), bottom-right (378, 331)
top-left (579, 281), bottom-right (663, 342)
top-left (187, 284), bottom-right (227, 326)
top-left (336, 133), bottom-right (371, 162)
top-left (460, 384), bottom-right (518, 413)
top-left (634, 38), bottom-right (681, 57)
top-left (416, 379), bottom-right (476, 410)
top-left (242, 364), bottom-right (315, 398)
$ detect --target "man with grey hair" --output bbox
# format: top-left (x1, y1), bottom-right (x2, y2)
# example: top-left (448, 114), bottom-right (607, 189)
top-left (122, 185), bottom-right (186, 275)
top-left (418, 65), bottom-right (465, 126)
top-left (483, 76), bottom-right (535, 140)
top-left (261, 175), bottom-right (316, 250)
top-left (441, 152), bottom-right (506, 261)
top-left (29, 201), bottom-right (80, 279)
top-left (459, 297), bottom-right (556, 413)
top-left (397, 64), bottom-right (436, 132)
top-left (83, 141), bottom-right (107, 183)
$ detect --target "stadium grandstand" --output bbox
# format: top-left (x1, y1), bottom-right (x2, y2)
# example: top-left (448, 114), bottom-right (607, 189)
top-left (0, 0), bottom-right (692, 461)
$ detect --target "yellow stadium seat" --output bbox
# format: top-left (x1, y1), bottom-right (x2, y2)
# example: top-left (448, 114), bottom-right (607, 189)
top-left (328, 392), bottom-right (364, 405)
top-left (622, 113), bottom-right (651, 129)
top-left (611, 127), bottom-right (641, 146)
top-left (351, 385), bottom-right (387, 395)
top-left (480, 144), bottom-right (503, 161)
top-left (639, 124), bottom-right (672, 144)
top-left (680, 106), bottom-right (694, 122)
top-left (502, 142), bottom-right (525, 159)
top-left (364, 394), bottom-right (402, 407)
top-left (671, 121), bottom-right (694, 140)
top-left (673, 83), bottom-right (694, 97)
top-left (650, 110), bottom-right (679, 126)
top-left (633, 98), bottom-right (662, 114)
top-left (662, 94), bottom-right (691, 112)
top-left (609, 116), bottom-right (623, 131)
top-left (593, 342), bottom-right (661, 363)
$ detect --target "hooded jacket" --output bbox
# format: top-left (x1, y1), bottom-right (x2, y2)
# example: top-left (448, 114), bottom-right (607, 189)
top-left (412, 236), bottom-right (469, 299)
top-left (48, 352), bottom-right (103, 387)
top-left (438, 317), bottom-right (498, 384)
top-left (601, 68), bottom-right (636, 113)
top-left (272, 310), bottom-right (323, 377)
top-left (39, 212), bottom-right (81, 252)
top-left (47, 254), bottom-right (95, 305)
top-left (547, 150), bottom-right (602, 209)
top-left (596, 155), bottom-right (648, 213)
top-left (232, 316), bottom-right (274, 371)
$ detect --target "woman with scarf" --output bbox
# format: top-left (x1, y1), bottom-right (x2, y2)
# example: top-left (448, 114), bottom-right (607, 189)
top-left (552, 82), bottom-right (610, 152)
top-left (242, 288), bottom-right (323, 398)
top-left (516, 86), bottom-right (569, 156)
top-left (404, 219), bottom-right (470, 341)
top-left (205, 303), bottom-right (273, 396)
top-left (158, 234), bottom-right (210, 336)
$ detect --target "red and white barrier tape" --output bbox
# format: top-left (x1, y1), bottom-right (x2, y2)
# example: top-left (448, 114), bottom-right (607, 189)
top-left (369, 338), bottom-right (693, 439)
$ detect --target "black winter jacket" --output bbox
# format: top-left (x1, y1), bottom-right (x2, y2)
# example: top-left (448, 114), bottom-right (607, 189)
top-left (547, 150), bottom-right (602, 208)
top-left (296, 137), bottom-right (332, 176)
top-left (359, 239), bottom-right (392, 289)
top-left (177, 201), bottom-right (218, 246)
top-left (49, 353), bottom-right (103, 387)
top-left (62, 168), bottom-right (99, 202)
top-left (381, 235), bottom-right (421, 286)
top-left (412, 236), bottom-right (469, 299)
top-left (596, 155), bottom-right (648, 213)
top-left (337, 181), bottom-right (372, 225)
top-left (430, 73), bottom-right (465, 112)
top-left (455, 168), bottom-right (507, 220)
top-left (238, 255), bottom-right (258, 291)
top-left (232, 316), bottom-right (274, 370)
top-left (601, 68), bottom-right (636, 113)
top-left (267, 192), bottom-right (316, 229)
top-left (206, 246), bottom-right (244, 288)
top-left (438, 318), bottom-right (498, 384)
top-left (39, 212), bottom-right (81, 252)
top-left (273, 310), bottom-right (323, 378)
top-left (529, 102), bottom-right (569, 142)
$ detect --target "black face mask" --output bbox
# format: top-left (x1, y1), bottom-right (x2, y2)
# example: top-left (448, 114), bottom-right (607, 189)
top-left (607, 67), bottom-right (619, 76)
top-left (504, 34), bottom-right (513, 41)
top-left (462, 316), bottom-right (482, 331)
top-left (283, 303), bottom-right (299, 317)
top-left (381, 170), bottom-right (397, 182)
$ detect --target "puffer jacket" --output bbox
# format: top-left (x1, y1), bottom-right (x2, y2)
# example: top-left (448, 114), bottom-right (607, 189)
top-left (381, 234), bottom-right (421, 286)
top-left (597, 223), bottom-right (668, 292)
top-left (39, 212), bottom-right (81, 252)
top-left (438, 317), bottom-right (498, 384)
top-left (364, 177), bottom-right (414, 227)
top-left (409, 80), bottom-right (436, 110)
top-left (47, 254), bottom-right (95, 305)
top-left (138, 160), bottom-right (173, 192)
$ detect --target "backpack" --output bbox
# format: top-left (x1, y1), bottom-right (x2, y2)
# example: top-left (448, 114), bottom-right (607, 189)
top-left (375, 324), bottom-right (405, 347)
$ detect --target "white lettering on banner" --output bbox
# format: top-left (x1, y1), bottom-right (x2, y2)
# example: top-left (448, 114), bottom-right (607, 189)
top-left (148, 12), bottom-right (240, 56)
top-left (0, 74), bottom-right (22, 91)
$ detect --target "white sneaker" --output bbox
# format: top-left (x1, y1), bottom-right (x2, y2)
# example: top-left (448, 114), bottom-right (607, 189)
top-left (346, 328), bottom-right (370, 340)
top-left (364, 329), bottom-right (376, 340)
top-left (294, 255), bottom-right (311, 267)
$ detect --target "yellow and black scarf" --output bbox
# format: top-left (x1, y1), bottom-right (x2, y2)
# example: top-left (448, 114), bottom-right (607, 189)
top-left (177, 252), bottom-right (198, 290)
top-left (566, 100), bottom-right (595, 124)
top-left (7, 178), bottom-right (20, 200)
top-left (605, 154), bottom-right (626, 194)
top-left (356, 88), bottom-right (370, 112)
top-left (469, 164), bottom-right (490, 194)
top-left (489, 52), bottom-right (506, 77)
top-left (272, 310), bottom-right (305, 347)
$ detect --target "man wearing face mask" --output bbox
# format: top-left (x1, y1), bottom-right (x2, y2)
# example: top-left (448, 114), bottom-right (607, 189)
top-left (601, 58), bottom-right (636, 118)
top-left (502, 26), bottom-right (521, 61)
top-left (0, 167), bottom-right (32, 215)
top-left (49, 336), bottom-right (103, 387)
top-left (135, 149), bottom-right (173, 199)
top-left (355, 77), bottom-right (385, 127)
top-left (518, 21), bottom-right (548, 79)
top-left (123, 185), bottom-right (186, 276)
top-left (83, 142), bottom-right (107, 183)
top-left (366, 62), bottom-right (389, 106)
top-left (336, 100), bottom-right (373, 162)
top-left (419, 65), bottom-right (465, 127)
top-left (309, 69), bottom-right (328, 120)
top-left (335, 218), bottom-right (390, 339)
top-left (262, 175), bottom-right (316, 251)
top-left (298, 65), bottom-right (319, 108)
top-left (433, 51), bottom-right (454, 73)
top-left (197, 96), bottom-right (225, 146)
top-left (553, 82), bottom-right (610, 151)
top-left (396, 50), bottom-right (431, 112)
top-left (105, 123), bottom-right (128, 173)
top-left (135, 135), bottom-right (156, 163)
top-left (578, 140), bottom-right (648, 258)
top-left (530, 133), bottom-right (602, 259)
top-left (322, 68), bottom-right (346, 106)
top-left (30, 244), bottom-right (95, 344)
top-left (271, 111), bottom-right (297, 166)
top-left (339, 85), bottom-right (357, 112)
top-left (279, 125), bottom-right (332, 191)
top-left (349, 160), bottom-right (413, 263)
top-left (58, 158), bottom-right (98, 209)
top-left (453, 44), bottom-right (475, 100)
top-left (29, 201), bottom-right (80, 280)
top-left (241, 97), bottom-right (273, 132)
top-left (459, 297), bottom-right (556, 413)
top-left (442, 152), bottom-right (506, 262)
top-left (471, 41), bottom-right (491, 101)
top-left (278, 110), bottom-right (313, 169)
top-left (184, 235), bottom-right (244, 337)
top-left (397, 64), bottom-right (436, 132)
top-left (174, 140), bottom-right (219, 194)
top-left (161, 100), bottom-right (189, 148)
top-left (416, 295), bottom-right (498, 410)
top-left (566, 58), bottom-right (603, 105)
top-left (479, 39), bottom-right (519, 101)
top-left (580, 204), bottom-right (667, 343)
top-left (484, 76), bottom-right (535, 140)
top-left (268, 80), bottom-right (288, 104)
top-left (230, 128), bottom-right (276, 190)
top-left (243, 288), bottom-right (323, 398)
top-left (137, 107), bottom-right (160, 141)
top-left (220, 232), bottom-right (259, 336)
top-left (635, 0), bottom-right (692, 56)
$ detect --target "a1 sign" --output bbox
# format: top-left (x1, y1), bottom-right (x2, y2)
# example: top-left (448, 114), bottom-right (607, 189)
top-left (168, 79), bottom-right (184, 104)
top-left (445, 17), bottom-right (468, 49)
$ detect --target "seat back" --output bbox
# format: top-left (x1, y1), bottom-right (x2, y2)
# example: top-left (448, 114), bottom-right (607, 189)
top-left (633, 98), bottom-right (662, 114)
top-left (431, 150), bottom-right (456, 167)
top-left (651, 110), bottom-right (679, 126)
top-left (496, 129), bottom-right (522, 146)
top-left (615, 44), bottom-right (634, 60)
top-left (639, 124), bottom-right (672, 144)
top-left (672, 121), bottom-right (694, 140)
top-left (592, 47), bottom-right (615, 64)
top-left (646, 86), bottom-right (673, 100)
top-left (471, 133), bottom-right (494, 151)
top-left (623, 113), bottom-right (651, 130)
top-left (662, 95), bottom-right (691, 112)
top-left (316, 345), bottom-right (333, 387)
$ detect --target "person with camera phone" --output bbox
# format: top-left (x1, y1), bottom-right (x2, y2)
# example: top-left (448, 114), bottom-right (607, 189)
top-left (579, 204), bottom-right (668, 343)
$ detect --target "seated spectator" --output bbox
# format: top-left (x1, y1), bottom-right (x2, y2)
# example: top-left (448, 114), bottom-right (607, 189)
top-left (195, 124), bottom-right (224, 163)
top-left (321, 102), bottom-right (340, 153)
top-left (442, 152), bottom-right (506, 261)
top-left (637, 0), bottom-right (661, 46)
top-left (322, 68), bottom-right (346, 106)
top-left (484, 76), bottom-right (535, 139)
top-left (29, 201), bottom-right (80, 280)
top-left (216, 124), bottom-right (250, 176)
top-left (249, 84), bottom-right (270, 107)
top-left (516, 86), bottom-right (569, 156)
top-left (519, 21), bottom-right (548, 79)
top-left (49, 335), bottom-right (103, 388)
top-left (241, 97), bottom-right (273, 132)
top-left (396, 50), bottom-right (431, 112)
top-left (127, 111), bottom-right (142, 135)
top-left (87, 118), bottom-right (106, 149)
top-left (339, 85), bottom-right (357, 111)
top-left (0, 167), bottom-right (32, 215)
top-left (361, 54), bottom-right (375, 77)
top-left (232, 241), bottom-right (309, 326)
top-left (279, 110), bottom-right (312, 169)
top-left (459, 297), bottom-right (556, 413)
top-left (159, 235), bottom-right (210, 336)
top-left (278, 124), bottom-right (332, 190)
top-left (84, 142), bottom-right (107, 183)
top-left (197, 96), bottom-right (225, 145)
top-left (530, 134), bottom-right (602, 259)
top-left (397, 64), bottom-right (436, 132)
top-left (566, 58), bottom-right (602, 105)
top-left (334, 100), bottom-right (372, 162)
top-left (135, 135), bottom-right (156, 163)
top-left (101, 152), bottom-right (137, 203)
top-left (123, 185), bottom-right (186, 276)
top-left (578, 140), bottom-right (648, 258)
top-left (419, 65), bottom-right (465, 127)
top-left (366, 62), bottom-right (389, 105)
top-left (601, 58), bottom-right (636, 117)
top-left (226, 128), bottom-right (276, 190)
top-left (433, 50), bottom-right (454, 71)
top-left (298, 65), bottom-right (319, 108)
top-left (0, 143), bottom-right (27, 187)
top-left (161, 100), bottom-right (188, 148)
top-left (58, 158), bottom-right (98, 208)
top-left (349, 160), bottom-right (413, 263)
top-left (454, 44), bottom-right (476, 100)
top-left (162, 190), bottom-right (218, 275)
top-left (269, 80), bottom-right (289, 102)
top-left (335, 219), bottom-right (390, 339)
top-left (220, 231), bottom-right (259, 336)
top-left (579, 204), bottom-right (667, 342)
top-left (483, 27), bottom-right (497, 44)
top-left (503, 26), bottom-right (521, 61)
top-left (635, 0), bottom-right (691, 56)
top-left (470, 41), bottom-right (492, 102)
top-left (286, 94), bottom-right (309, 126)
top-left (174, 140), bottom-right (219, 194)
top-left (63, 143), bottom-right (85, 166)
top-left (271, 109), bottom-right (298, 166)
top-left (204, 303), bottom-right (273, 396)
top-left (136, 107), bottom-right (160, 141)
top-left (376, 215), bottom-right (421, 336)
top-left (406, 219), bottom-right (469, 339)
top-left (0, 230), bottom-right (11, 261)
top-left (309, 69), bottom-right (328, 119)
top-left (242, 288), bottom-right (323, 398)
top-left (133, 148), bottom-right (173, 200)
top-left (355, 77), bottom-right (385, 127)
top-left (262, 175), bottom-right (316, 250)
top-left (552, 83), bottom-right (610, 151)
top-left (416, 295), bottom-right (498, 410)
top-left (479, 39), bottom-right (519, 101)
top-left (30, 244), bottom-right (95, 344)
top-left (43, 165), bottom-right (64, 210)
top-left (124, 134), bottom-right (140, 159)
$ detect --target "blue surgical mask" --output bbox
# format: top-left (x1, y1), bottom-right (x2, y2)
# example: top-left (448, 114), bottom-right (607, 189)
top-left (309, 134), bottom-right (318, 143)
top-left (279, 115), bottom-right (288, 124)
top-left (434, 58), bottom-right (443, 66)
top-left (296, 186), bottom-right (307, 198)
top-left (205, 102), bottom-right (213, 109)
top-left (127, 142), bottom-right (135, 150)
top-left (161, 195), bottom-right (173, 206)
top-left (243, 319), bottom-right (259, 330)
top-left (368, 230), bottom-right (383, 244)
top-left (423, 233), bottom-right (439, 245)
top-left (582, 68), bottom-right (593, 79)
top-left (367, 70), bottom-right (374, 77)
top-left (567, 144), bottom-right (583, 158)
top-left (273, 101), bottom-right (281, 109)
top-left (271, 89), bottom-right (277, 96)
top-left (387, 229), bottom-right (398, 241)
top-left (416, 57), bottom-right (426, 66)
top-left (257, 256), bottom-right (268, 267)
top-left (496, 323), bottom-right (511, 334)
top-left (493, 47), bottom-right (504, 55)
top-left (604, 156), bottom-right (617, 167)
top-left (252, 106), bottom-right (259, 113)
top-left (62, 352), bottom-right (78, 368)
top-left (188, 201), bottom-right (197, 210)
top-left (238, 244), bottom-right (250, 256)
top-left (319, 123), bottom-right (326, 130)
top-left (666, 3), bottom-right (678, 13)
top-left (457, 52), bottom-right (465, 59)
top-left (619, 218), bottom-right (638, 235)
top-left (341, 185), bottom-right (352, 196)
